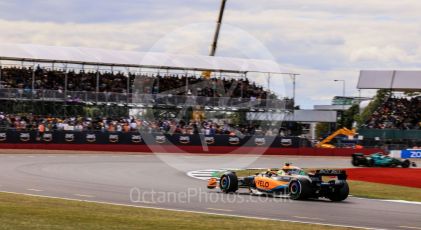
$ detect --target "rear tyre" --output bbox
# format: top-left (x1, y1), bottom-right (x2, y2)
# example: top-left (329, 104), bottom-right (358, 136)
top-left (401, 160), bottom-right (410, 168)
top-left (219, 172), bottom-right (238, 193)
top-left (289, 178), bottom-right (311, 200)
top-left (328, 182), bottom-right (349, 202)
top-left (351, 158), bottom-right (360, 167)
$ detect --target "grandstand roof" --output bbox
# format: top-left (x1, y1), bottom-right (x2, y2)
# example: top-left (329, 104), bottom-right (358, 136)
top-left (247, 110), bottom-right (338, 122)
top-left (0, 44), bottom-right (281, 73)
top-left (358, 70), bottom-right (421, 90)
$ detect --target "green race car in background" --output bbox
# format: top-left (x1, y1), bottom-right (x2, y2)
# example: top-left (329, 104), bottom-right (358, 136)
top-left (352, 153), bottom-right (417, 168)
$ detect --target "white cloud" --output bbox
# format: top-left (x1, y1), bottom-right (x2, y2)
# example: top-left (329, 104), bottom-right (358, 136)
top-left (349, 46), bottom-right (410, 63)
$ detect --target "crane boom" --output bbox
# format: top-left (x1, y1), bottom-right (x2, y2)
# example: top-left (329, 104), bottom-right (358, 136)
top-left (316, 128), bottom-right (357, 148)
top-left (209, 0), bottom-right (227, 56)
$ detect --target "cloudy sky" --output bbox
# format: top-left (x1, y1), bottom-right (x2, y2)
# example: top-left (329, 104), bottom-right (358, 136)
top-left (1, 0), bottom-right (421, 108)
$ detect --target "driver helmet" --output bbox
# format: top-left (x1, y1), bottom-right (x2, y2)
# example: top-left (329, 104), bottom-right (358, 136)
top-left (280, 163), bottom-right (301, 175)
top-left (282, 162), bottom-right (300, 170)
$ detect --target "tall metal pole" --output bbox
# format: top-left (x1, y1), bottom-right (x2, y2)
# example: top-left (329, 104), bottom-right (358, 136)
top-left (96, 70), bottom-right (100, 93)
top-left (64, 64), bottom-right (68, 100)
top-left (96, 68), bottom-right (100, 103)
top-left (31, 65), bottom-right (35, 92)
top-left (334, 80), bottom-right (346, 98)
top-left (334, 79), bottom-right (346, 126)
top-left (290, 73), bottom-right (300, 107)
top-left (0, 63), bottom-right (2, 89)
top-left (126, 67), bottom-right (130, 104)
top-left (125, 67), bottom-right (130, 93)
top-left (342, 80), bottom-right (346, 123)
top-left (292, 75), bottom-right (296, 104)
top-left (282, 73), bottom-right (300, 108)
top-left (185, 70), bottom-right (189, 95)
top-left (156, 70), bottom-right (160, 94)
top-left (209, 0), bottom-right (227, 57)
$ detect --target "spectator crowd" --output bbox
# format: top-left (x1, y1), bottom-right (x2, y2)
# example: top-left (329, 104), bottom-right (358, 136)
top-left (0, 66), bottom-right (134, 94)
top-left (0, 67), bottom-right (289, 137)
top-left (364, 97), bottom-right (421, 130)
top-left (134, 74), bottom-right (270, 99)
top-left (0, 113), bottom-right (279, 136)
top-left (0, 66), bottom-right (273, 100)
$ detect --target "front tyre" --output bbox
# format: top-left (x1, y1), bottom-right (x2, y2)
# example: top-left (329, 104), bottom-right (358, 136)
top-left (327, 182), bottom-right (349, 202)
top-left (219, 172), bottom-right (238, 193)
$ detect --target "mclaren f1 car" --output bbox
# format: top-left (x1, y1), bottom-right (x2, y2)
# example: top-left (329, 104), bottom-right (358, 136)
top-left (207, 163), bottom-right (349, 202)
top-left (352, 153), bottom-right (417, 168)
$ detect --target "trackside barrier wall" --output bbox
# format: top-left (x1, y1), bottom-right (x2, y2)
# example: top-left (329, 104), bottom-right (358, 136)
top-left (0, 131), bottom-right (384, 156)
top-left (400, 149), bottom-right (421, 159)
top-left (389, 150), bottom-right (421, 159)
top-left (0, 131), bottom-right (302, 147)
top-left (0, 144), bottom-right (383, 156)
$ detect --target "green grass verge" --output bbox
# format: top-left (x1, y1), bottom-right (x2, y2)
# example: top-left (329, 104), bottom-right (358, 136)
top-left (0, 192), bottom-right (352, 230)
top-left (225, 169), bottom-right (421, 202)
top-left (347, 181), bottom-right (421, 201)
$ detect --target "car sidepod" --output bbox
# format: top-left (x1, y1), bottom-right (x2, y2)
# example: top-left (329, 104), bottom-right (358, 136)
top-left (253, 176), bottom-right (290, 193)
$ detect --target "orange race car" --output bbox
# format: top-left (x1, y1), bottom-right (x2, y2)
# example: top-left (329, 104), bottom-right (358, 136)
top-left (207, 163), bottom-right (349, 202)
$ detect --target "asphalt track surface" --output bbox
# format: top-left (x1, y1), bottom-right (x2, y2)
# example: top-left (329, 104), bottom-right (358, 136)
top-left (0, 150), bottom-right (420, 230)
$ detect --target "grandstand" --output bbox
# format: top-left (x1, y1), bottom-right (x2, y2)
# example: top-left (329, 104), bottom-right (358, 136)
top-left (357, 70), bottom-right (421, 149)
top-left (0, 44), bottom-right (302, 138)
top-left (0, 44), bottom-right (291, 115)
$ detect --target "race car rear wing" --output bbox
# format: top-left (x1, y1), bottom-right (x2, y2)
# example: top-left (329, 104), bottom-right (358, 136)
top-left (313, 169), bottom-right (347, 180)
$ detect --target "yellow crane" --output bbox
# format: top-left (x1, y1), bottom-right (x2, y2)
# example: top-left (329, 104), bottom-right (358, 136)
top-left (316, 128), bottom-right (359, 148)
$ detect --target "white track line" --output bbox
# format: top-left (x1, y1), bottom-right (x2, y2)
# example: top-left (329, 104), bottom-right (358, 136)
top-left (206, 208), bottom-right (233, 212)
top-left (187, 169), bottom-right (231, 181)
top-left (0, 190), bottom-right (383, 230)
top-left (383, 200), bottom-right (421, 205)
top-left (26, 189), bottom-right (43, 192)
top-left (133, 200), bottom-right (156, 204)
top-left (399, 226), bottom-right (421, 230)
top-left (293, 216), bottom-right (325, 221)
top-left (74, 194), bottom-right (95, 198)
